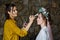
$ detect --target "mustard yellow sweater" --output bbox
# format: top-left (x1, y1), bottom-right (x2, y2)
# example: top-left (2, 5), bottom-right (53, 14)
top-left (3, 19), bottom-right (27, 40)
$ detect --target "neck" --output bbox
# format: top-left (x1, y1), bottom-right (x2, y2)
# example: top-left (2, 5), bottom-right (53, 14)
top-left (10, 15), bottom-right (14, 20)
top-left (40, 22), bottom-right (46, 28)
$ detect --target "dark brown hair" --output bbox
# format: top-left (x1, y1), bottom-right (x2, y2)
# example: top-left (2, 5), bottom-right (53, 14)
top-left (41, 13), bottom-right (52, 26)
top-left (5, 3), bottom-right (16, 19)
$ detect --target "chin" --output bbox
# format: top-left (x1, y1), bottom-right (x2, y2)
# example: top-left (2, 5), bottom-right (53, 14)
top-left (37, 23), bottom-right (40, 25)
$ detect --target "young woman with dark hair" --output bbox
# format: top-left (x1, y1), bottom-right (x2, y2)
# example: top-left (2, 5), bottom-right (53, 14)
top-left (3, 3), bottom-right (35, 40)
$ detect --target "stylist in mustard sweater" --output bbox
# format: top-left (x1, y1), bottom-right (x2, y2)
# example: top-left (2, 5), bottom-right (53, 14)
top-left (3, 3), bottom-right (35, 40)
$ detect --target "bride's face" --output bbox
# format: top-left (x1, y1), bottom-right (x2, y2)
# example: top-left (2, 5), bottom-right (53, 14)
top-left (37, 13), bottom-right (44, 25)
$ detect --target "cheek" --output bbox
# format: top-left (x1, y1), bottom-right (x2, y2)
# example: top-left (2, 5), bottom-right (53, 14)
top-left (13, 11), bottom-right (17, 16)
top-left (37, 18), bottom-right (43, 25)
top-left (38, 20), bottom-right (41, 22)
top-left (40, 19), bottom-right (42, 22)
top-left (37, 18), bottom-right (41, 24)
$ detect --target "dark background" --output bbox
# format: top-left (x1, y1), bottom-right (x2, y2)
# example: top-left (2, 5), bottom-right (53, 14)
top-left (0, 0), bottom-right (60, 40)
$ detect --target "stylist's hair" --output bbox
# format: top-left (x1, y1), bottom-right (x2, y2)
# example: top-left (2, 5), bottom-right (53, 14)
top-left (5, 3), bottom-right (16, 19)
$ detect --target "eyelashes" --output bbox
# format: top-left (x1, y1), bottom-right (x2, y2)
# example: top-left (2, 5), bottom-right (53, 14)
top-left (38, 17), bottom-right (40, 19)
top-left (13, 9), bottom-right (17, 12)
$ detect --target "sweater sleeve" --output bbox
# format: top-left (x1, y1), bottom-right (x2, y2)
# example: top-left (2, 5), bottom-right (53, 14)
top-left (6, 20), bottom-right (27, 37)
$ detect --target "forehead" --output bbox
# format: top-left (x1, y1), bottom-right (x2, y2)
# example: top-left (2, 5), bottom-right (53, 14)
top-left (38, 13), bottom-right (42, 17)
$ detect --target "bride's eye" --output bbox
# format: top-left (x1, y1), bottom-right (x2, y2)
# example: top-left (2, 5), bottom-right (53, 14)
top-left (38, 17), bottom-right (40, 19)
top-left (13, 9), bottom-right (16, 12)
top-left (13, 10), bottom-right (15, 12)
